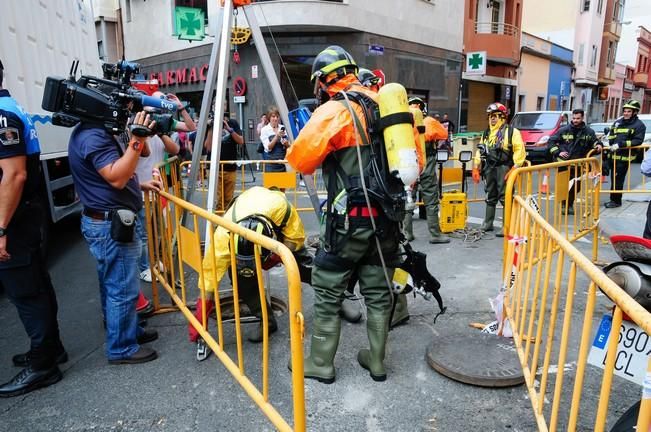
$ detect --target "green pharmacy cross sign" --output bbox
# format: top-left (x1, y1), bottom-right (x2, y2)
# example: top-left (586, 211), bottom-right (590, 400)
top-left (175, 7), bottom-right (205, 41)
top-left (465, 51), bottom-right (486, 76)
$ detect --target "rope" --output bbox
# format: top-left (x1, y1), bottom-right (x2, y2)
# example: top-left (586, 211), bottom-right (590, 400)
top-left (448, 226), bottom-right (496, 243)
top-left (257, 5), bottom-right (299, 105)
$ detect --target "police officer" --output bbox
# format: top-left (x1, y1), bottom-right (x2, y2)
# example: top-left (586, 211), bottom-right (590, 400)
top-left (405, 97), bottom-right (450, 244)
top-left (0, 60), bottom-right (67, 397)
top-left (287, 46), bottom-right (403, 383)
top-left (472, 102), bottom-right (526, 237)
top-left (547, 108), bottom-right (599, 215)
top-left (604, 100), bottom-right (647, 208)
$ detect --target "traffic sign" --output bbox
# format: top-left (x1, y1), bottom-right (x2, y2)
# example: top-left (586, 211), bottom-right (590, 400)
top-left (233, 76), bottom-right (247, 96)
top-left (466, 51), bottom-right (486, 76)
top-left (234, 96), bottom-right (246, 104)
top-left (174, 7), bottom-right (205, 41)
top-left (368, 44), bottom-right (384, 56)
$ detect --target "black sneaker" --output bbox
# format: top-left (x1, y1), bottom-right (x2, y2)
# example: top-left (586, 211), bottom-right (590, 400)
top-left (108, 347), bottom-right (158, 365)
top-left (605, 201), bottom-right (622, 208)
top-left (0, 366), bottom-right (62, 398)
top-left (12, 349), bottom-right (68, 368)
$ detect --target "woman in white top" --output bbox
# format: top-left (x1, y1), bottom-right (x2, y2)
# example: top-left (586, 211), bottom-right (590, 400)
top-left (259, 107), bottom-right (289, 172)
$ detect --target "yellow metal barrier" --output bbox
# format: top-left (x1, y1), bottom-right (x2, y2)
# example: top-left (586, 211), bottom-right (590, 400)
top-left (144, 183), bottom-right (306, 432)
top-left (504, 194), bottom-right (650, 432)
top-left (587, 145), bottom-right (650, 195)
top-left (504, 158), bottom-right (602, 262)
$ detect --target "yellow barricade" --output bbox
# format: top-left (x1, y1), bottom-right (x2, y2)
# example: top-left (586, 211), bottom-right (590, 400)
top-left (143, 182), bottom-right (306, 432)
top-left (587, 145), bottom-right (650, 195)
top-left (505, 194), bottom-right (650, 432)
top-left (504, 158), bottom-right (602, 264)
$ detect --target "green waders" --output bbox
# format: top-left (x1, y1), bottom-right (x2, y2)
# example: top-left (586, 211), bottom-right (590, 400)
top-left (420, 145), bottom-right (450, 244)
top-left (482, 164), bottom-right (510, 237)
top-left (305, 218), bottom-right (399, 383)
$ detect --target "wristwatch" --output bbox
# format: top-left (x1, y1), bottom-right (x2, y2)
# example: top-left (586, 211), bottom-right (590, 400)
top-left (0, 227), bottom-right (6, 237)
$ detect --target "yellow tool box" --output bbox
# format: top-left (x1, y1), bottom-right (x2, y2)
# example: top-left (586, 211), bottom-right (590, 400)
top-left (439, 190), bottom-right (467, 233)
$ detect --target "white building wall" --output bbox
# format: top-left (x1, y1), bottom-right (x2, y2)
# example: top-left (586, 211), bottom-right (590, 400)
top-left (120, 0), bottom-right (463, 60)
top-left (574, 3), bottom-right (606, 85)
top-left (92, 0), bottom-right (119, 19)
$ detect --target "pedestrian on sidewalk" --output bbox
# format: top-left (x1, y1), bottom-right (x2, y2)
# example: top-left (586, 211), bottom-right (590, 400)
top-left (547, 108), bottom-right (600, 215)
top-left (640, 147), bottom-right (651, 239)
top-left (0, 59), bottom-right (67, 397)
top-left (604, 100), bottom-right (646, 208)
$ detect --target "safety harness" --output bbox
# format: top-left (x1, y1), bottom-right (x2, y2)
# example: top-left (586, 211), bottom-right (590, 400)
top-left (321, 91), bottom-right (406, 254)
top-left (480, 125), bottom-right (515, 169)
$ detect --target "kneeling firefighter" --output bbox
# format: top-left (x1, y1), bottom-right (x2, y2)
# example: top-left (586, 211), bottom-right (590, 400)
top-left (190, 186), bottom-right (312, 360)
top-left (287, 45), bottom-right (420, 383)
top-left (472, 102), bottom-right (526, 237)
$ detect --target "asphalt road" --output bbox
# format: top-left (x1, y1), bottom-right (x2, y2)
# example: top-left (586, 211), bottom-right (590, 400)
top-left (0, 164), bottom-right (646, 431)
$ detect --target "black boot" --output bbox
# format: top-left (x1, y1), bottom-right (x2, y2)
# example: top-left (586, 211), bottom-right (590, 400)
top-left (247, 308), bottom-right (278, 343)
top-left (0, 366), bottom-right (62, 398)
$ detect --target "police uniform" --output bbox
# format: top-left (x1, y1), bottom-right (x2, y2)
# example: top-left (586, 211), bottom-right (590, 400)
top-left (0, 88), bottom-right (65, 396)
top-left (288, 67), bottom-right (401, 383)
top-left (606, 115), bottom-right (646, 206)
top-left (547, 122), bottom-right (598, 211)
top-left (475, 116), bottom-right (526, 235)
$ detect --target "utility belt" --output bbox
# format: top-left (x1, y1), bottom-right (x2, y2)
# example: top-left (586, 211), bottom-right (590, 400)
top-left (83, 207), bottom-right (137, 242)
top-left (482, 148), bottom-right (512, 168)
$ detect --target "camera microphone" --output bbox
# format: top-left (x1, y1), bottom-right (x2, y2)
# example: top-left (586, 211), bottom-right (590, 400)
top-left (138, 95), bottom-right (177, 112)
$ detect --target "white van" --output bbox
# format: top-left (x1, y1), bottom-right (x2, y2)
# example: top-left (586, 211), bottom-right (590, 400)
top-left (0, 0), bottom-right (100, 245)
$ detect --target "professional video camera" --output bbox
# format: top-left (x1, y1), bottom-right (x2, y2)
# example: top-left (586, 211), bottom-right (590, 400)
top-left (42, 60), bottom-right (176, 136)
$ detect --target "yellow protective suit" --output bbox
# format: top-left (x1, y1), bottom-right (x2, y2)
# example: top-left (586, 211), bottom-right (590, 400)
top-left (473, 117), bottom-right (526, 167)
top-left (200, 186), bottom-right (306, 293)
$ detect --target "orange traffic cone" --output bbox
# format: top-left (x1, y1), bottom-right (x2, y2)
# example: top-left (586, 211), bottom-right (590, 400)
top-left (541, 170), bottom-right (550, 194)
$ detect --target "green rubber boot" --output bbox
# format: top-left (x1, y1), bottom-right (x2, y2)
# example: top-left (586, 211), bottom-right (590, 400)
top-left (303, 318), bottom-right (341, 384)
top-left (403, 212), bottom-right (415, 242)
top-left (340, 298), bottom-right (363, 323)
top-left (427, 207), bottom-right (450, 244)
top-left (357, 312), bottom-right (390, 382)
top-left (481, 205), bottom-right (496, 232)
top-left (390, 293), bottom-right (409, 329)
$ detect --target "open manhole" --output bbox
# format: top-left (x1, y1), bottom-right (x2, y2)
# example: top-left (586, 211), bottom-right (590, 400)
top-left (201, 295), bottom-right (287, 323)
top-left (426, 331), bottom-right (525, 388)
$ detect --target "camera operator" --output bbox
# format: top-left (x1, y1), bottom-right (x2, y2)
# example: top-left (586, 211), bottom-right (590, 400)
top-left (0, 59), bottom-right (67, 397)
top-left (204, 111), bottom-right (244, 211)
top-left (68, 110), bottom-right (162, 365)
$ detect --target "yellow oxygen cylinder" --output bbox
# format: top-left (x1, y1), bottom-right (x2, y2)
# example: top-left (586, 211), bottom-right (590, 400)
top-left (409, 106), bottom-right (426, 166)
top-left (378, 83), bottom-right (419, 186)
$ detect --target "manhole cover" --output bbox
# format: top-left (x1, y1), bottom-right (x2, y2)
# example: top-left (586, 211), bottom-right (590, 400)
top-left (426, 331), bottom-right (525, 387)
top-left (207, 295), bottom-right (287, 322)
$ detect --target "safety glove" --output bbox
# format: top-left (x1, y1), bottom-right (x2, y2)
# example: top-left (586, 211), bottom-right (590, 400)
top-left (472, 167), bottom-right (481, 184)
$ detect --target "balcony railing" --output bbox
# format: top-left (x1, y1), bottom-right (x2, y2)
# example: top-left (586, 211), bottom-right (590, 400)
top-left (474, 21), bottom-right (519, 36)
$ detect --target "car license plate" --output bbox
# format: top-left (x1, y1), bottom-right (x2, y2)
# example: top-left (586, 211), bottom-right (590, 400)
top-left (588, 314), bottom-right (650, 385)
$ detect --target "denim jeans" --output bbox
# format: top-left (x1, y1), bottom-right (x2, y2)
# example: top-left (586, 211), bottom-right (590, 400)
top-left (81, 215), bottom-right (142, 360)
top-left (136, 207), bottom-right (150, 273)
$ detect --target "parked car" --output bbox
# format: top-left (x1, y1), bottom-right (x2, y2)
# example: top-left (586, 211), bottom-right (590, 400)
top-left (510, 111), bottom-right (571, 163)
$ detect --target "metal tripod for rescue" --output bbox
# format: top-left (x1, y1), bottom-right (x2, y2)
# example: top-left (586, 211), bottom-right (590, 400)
top-left (183, 1), bottom-right (321, 225)
top-left (180, 2), bottom-right (312, 431)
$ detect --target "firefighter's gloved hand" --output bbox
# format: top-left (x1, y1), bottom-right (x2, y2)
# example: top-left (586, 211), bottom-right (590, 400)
top-left (609, 143), bottom-right (620, 152)
top-left (262, 253), bottom-right (282, 270)
top-left (472, 168), bottom-right (481, 184)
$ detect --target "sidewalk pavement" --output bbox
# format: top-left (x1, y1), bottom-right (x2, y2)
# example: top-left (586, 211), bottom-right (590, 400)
top-left (599, 190), bottom-right (650, 238)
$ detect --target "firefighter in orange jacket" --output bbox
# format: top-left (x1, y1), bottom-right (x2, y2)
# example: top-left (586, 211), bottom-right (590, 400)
top-left (287, 46), bottom-right (406, 383)
top-left (404, 97), bottom-right (450, 244)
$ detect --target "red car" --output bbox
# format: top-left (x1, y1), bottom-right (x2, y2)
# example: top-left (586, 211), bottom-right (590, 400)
top-left (510, 111), bottom-right (571, 163)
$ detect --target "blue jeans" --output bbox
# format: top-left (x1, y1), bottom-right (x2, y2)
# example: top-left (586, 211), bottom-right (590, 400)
top-left (81, 215), bottom-right (143, 360)
top-left (136, 207), bottom-right (149, 273)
